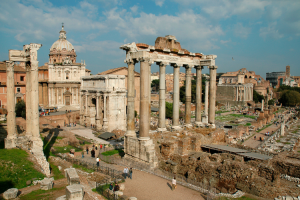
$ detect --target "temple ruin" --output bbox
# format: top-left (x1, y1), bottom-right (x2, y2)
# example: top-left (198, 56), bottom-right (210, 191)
top-left (5, 43), bottom-right (50, 177)
top-left (120, 35), bottom-right (217, 167)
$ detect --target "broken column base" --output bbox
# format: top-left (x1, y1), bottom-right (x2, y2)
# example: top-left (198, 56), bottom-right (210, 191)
top-left (208, 123), bottom-right (216, 128)
top-left (40, 178), bottom-right (54, 190)
top-left (66, 184), bottom-right (83, 200)
top-left (171, 125), bottom-right (182, 130)
top-left (202, 115), bottom-right (208, 124)
top-left (184, 123), bottom-right (193, 128)
top-left (4, 137), bottom-right (16, 149)
top-left (125, 136), bottom-right (158, 168)
top-left (194, 121), bottom-right (204, 127)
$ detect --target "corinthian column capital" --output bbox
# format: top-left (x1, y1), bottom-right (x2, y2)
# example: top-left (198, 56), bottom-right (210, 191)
top-left (170, 63), bottom-right (182, 68)
top-left (209, 65), bottom-right (218, 70)
top-left (6, 61), bottom-right (14, 72)
top-left (156, 61), bottom-right (169, 67)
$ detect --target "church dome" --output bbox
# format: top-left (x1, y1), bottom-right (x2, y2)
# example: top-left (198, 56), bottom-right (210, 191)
top-left (50, 25), bottom-right (75, 52)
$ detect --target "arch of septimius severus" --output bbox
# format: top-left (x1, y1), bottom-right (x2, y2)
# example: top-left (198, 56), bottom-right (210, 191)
top-left (120, 35), bottom-right (217, 167)
top-left (5, 44), bottom-right (50, 177)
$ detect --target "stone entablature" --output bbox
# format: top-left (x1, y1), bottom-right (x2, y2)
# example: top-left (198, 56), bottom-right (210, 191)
top-left (80, 75), bottom-right (126, 132)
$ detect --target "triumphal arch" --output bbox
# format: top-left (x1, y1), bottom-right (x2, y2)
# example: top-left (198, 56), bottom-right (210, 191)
top-left (120, 35), bottom-right (218, 167)
top-left (5, 44), bottom-right (50, 176)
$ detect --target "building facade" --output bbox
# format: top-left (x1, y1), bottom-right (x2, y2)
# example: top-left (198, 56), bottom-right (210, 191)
top-left (80, 75), bottom-right (126, 131)
top-left (47, 25), bottom-right (90, 110)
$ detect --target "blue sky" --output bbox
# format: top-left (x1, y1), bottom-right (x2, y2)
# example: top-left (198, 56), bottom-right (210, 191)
top-left (0, 0), bottom-right (299, 78)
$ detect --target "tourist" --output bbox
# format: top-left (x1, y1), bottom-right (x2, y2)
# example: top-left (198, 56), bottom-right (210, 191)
top-left (86, 146), bottom-right (89, 154)
top-left (81, 151), bottom-right (84, 158)
top-left (109, 183), bottom-right (114, 191)
top-left (114, 183), bottom-right (120, 199)
top-left (123, 167), bottom-right (128, 179)
top-left (129, 167), bottom-right (133, 179)
top-left (95, 144), bottom-right (98, 150)
top-left (100, 144), bottom-right (103, 150)
top-left (96, 157), bottom-right (100, 168)
top-left (172, 177), bottom-right (176, 191)
top-left (91, 149), bottom-right (95, 158)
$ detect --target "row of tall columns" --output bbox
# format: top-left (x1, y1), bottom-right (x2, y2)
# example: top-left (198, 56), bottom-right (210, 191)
top-left (125, 59), bottom-right (218, 139)
top-left (235, 86), bottom-right (253, 102)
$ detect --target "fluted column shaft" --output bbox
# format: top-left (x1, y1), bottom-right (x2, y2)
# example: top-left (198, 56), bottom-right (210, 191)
top-left (139, 59), bottom-right (150, 138)
top-left (126, 61), bottom-right (136, 136)
top-left (195, 66), bottom-right (203, 124)
top-left (204, 81), bottom-right (209, 120)
top-left (185, 65), bottom-right (192, 125)
top-left (31, 60), bottom-right (40, 138)
top-left (6, 61), bottom-right (16, 140)
top-left (158, 62), bottom-right (167, 130)
top-left (208, 66), bottom-right (218, 125)
top-left (172, 64), bottom-right (180, 127)
top-left (96, 93), bottom-right (100, 119)
top-left (25, 63), bottom-right (32, 137)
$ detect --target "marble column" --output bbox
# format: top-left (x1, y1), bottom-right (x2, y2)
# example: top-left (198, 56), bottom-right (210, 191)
top-left (171, 63), bottom-right (180, 128)
top-left (195, 66), bottom-right (203, 125)
top-left (202, 80), bottom-right (209, 123)
top-left (126, 60), bottom-right (136, 137)
top-left (236, 87), bottom-right (238, 101)
top-left (31, 60), bottom-right (40, 139)
top-left (208, 66), bottom-right (218, 127)
top-left (243, 86), bottom-right (246, 101)
top-left (148, 61), bottom-right (152, 126)
top-left (139, 58), bottom-right (150, 138)
top-left (25, 63), bottom-right (32, 137)
top-left (85, 94), bottom-right (88, 124)
top-left (5, 61), bottom-right (16, 148)
top-left (184, 65), bottom-right (192, 126)
top-left (261, 99), bottom-right (264, 111)
top-left (103, 94), bottom-right (108, 130)
top-left (79, 91), bottom-right (84, 125)
top-left (96, 92), bottom-right (101, 129)
top-left (158, 62), bottom-right (167, 131)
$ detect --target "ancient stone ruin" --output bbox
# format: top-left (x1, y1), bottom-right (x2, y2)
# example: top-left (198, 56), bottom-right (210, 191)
top-left (5, 43), bottom-right (50, 177)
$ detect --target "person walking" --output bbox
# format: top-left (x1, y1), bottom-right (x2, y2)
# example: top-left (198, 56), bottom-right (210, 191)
top-left (81, 151), bottom-right (84, 158)
top-left (114, 183), bottom-right (120, 200)
top-left (95, 144), bottom-right (98, 150)
top-left (123, 167), bottom-right (128, 179)
top-left (96, 157), bottom-right (100, 168)
top-left (172, 177), bottom-right (176, 191)
top-left (86, 146), bottom-right (89, 154)
top-left (129, 167), bottom-right (133, 179)
top-left (109, 183), bottom-right (114, 191)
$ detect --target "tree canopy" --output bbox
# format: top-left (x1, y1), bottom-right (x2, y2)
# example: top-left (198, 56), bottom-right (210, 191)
top-left (253, 90), bottom-right (264, 103)
top-left (151, 79), bottom-right (159, 92)
top-left (279, 90), bottom-right (300, 106)
top-left (15, 100), bottom-right (26, 119)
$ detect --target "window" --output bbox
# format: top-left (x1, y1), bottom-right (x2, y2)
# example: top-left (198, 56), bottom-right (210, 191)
top-left (20, 76), bottom-right (24, 81)
top-left (17, 88), bottom-right (21, 93)
top-left (54, 59), bottom-right (56, 63)
top-left (58, 71), bottom-right (61, 77)
top-left (66, 72), bottom-right (69, 80)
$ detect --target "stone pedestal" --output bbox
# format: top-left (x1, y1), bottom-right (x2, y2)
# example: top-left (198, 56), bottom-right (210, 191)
top-left (66, 184), bottom-right (83, 200)
top-left (125, 136), bottom-right (158, 168)
top-left (65, 168), bottom-right (80, 185)
top-left (3, 188), bottom-right (18, 200)
top-left (40, 178), bottom-right (54, 190)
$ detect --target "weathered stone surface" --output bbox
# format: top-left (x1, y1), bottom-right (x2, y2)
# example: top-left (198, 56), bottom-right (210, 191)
top-left (56, 195), bottom-right (66, 200)
top-left (40, 178), bottom-right (54, 190)
top-left (119, 184), bottom-right (125, 191)
top-left (65, 168), bottom-right (80, 185)
top-left (128, 197), bottom-right (137, 200)
top-left (66, 184), bottom-right (83, 200)
top-left (26, 180), bottom-right (32, 185)
top-left (3, 188), bottom-right (18, 200)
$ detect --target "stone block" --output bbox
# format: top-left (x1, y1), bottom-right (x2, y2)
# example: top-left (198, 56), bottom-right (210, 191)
top-left (65, 168), bottom-right (80, 185)
top-left (3, 188), bottom-right (18, 199)
top-left (4, 138), bottom-right (16, 149)
top-left (66, 184), bottom-right (83, 200)
top-left (119, 184), bottom-right (125, 191)
top-left (128, 197), bottom-right (137, 200)
top-left (115, 191), bottom-right (123, 196)
top-left (40, 178), bottom-right (54, 190)
top-left (56, 195), bottom-right (67, 200)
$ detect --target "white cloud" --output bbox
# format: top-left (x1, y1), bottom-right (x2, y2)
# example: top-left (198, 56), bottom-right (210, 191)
top-left (220, 39), bottom-right (231, 44)
top-left (234, 23), bottom-right (251, 39)
top-left (130, 5), bottom-right (138, 13)
top-left (259, 22), bottom-right (284, 39)
top-left (155, 0), bottom-right (165, 7)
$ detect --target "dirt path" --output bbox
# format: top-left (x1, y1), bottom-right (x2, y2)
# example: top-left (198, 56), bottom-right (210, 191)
top-left (120, 168), bottom-right (205, 200)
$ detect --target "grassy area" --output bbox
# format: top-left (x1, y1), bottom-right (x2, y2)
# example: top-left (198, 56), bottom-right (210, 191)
top-left (292, 130), bottom-right (298, 133)
top-left (56, 136), bottom-right (63, 140)
top-left (73, 164), bottom-right (94, 173)
top-left (230, 114), bottom-right (256, 119)
top-left (19, 187), bottom-right (65, 200)
top-left (0, 147), bottom-right (45, 193)
top-left (284, 142), bottom-right (291, 144)
top-left (276, 140), bottom-right (281, 143)
top-left (50, 162), bottom-right (64, 180)
top-left (101, 149), bottom-right (124, 156)
top-left (245, 123), bottom-right (252, 126)
top-left (76, 137), bottom-right (92, 145)
top-left (216, 110), bottom-right (229, 114)
top-left (53, 145), bottom-right (82, 154)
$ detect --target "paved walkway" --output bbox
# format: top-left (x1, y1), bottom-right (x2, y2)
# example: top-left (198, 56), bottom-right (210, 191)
top-left (119, 168), bottom-right (205, 200)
